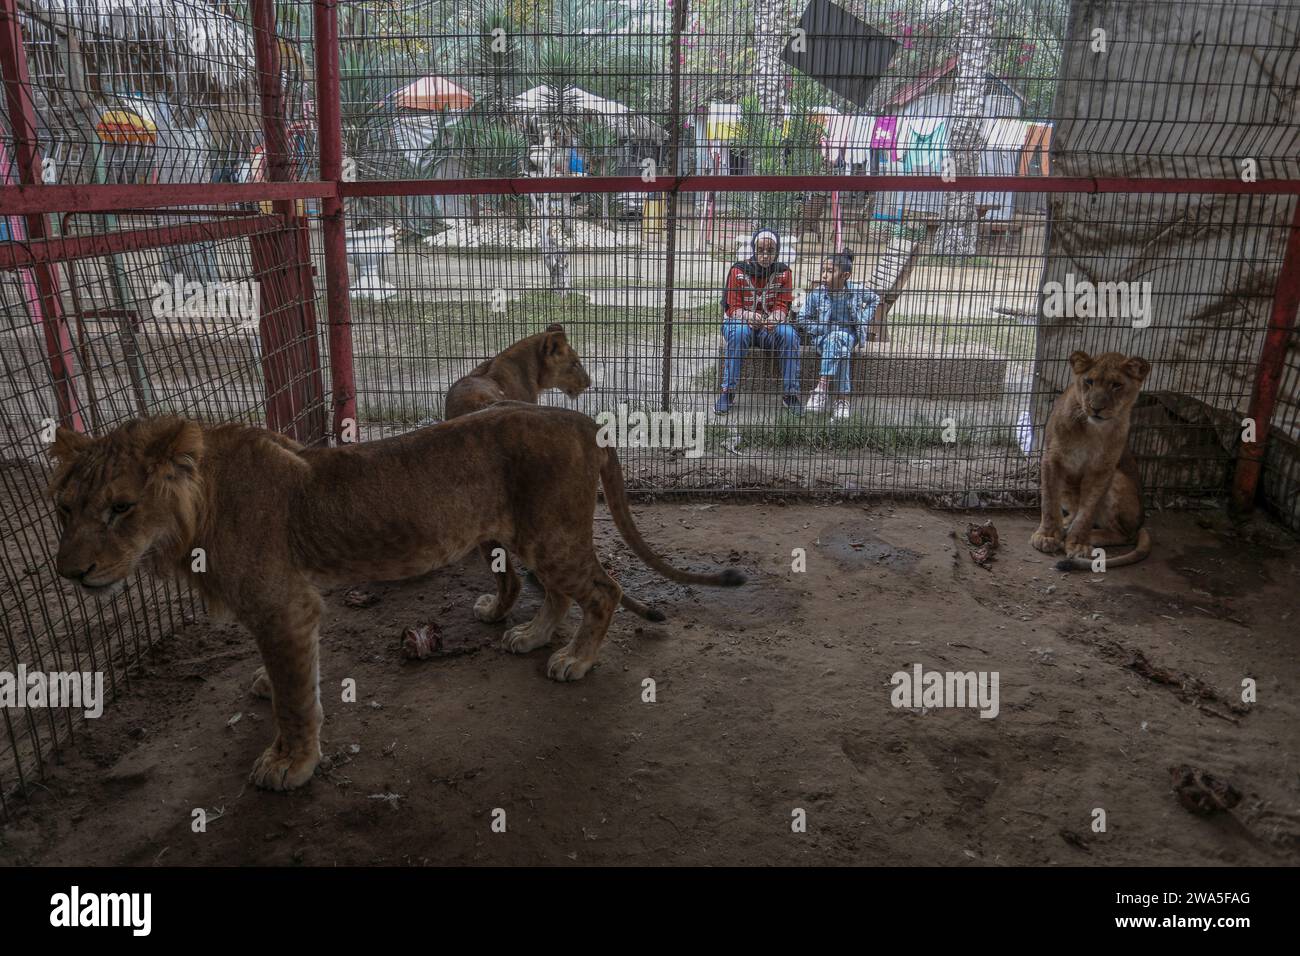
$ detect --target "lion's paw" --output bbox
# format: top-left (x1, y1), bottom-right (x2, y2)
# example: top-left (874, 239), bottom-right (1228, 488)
top-left (501, 621), bottom-right (552, 654)
top-left (1064, 537), bottom-right (1093, 560)
top-left (249, 738), bottom-right (320, 791)
top-left (474, 593), bottom-right (509, 624)
top-left (546, 644), bottom-right (594, 682)
top-left (1030, 530), bottom-right (1063, 554)
top-left (249, 666), bottom-right (272, 700)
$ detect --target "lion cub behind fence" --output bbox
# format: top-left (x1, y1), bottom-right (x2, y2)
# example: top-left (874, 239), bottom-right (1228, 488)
top-left (446, 324), bottom-right (667, 623)
top-left (47, 406), bottom-right (743, 791)
top-left (1030, 350), bottom-right (1152, 571)
top-left (444, 322), bottom-right (590, 417)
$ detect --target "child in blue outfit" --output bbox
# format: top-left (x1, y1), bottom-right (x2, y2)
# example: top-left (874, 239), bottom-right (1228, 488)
top-left (797, 250), bottom-right (879, 420)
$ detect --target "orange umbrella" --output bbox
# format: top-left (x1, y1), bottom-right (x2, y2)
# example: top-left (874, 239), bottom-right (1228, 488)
top-left (95, 109), bottom-right (157, 145)
top-left (393, 76), bottom-right (473, 112)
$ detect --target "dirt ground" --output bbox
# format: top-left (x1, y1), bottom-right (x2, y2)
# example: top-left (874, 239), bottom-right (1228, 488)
top-left (2, 502), bottom-right (1297, 866)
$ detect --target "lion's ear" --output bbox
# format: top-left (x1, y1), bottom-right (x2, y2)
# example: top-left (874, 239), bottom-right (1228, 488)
top-left (1068, 350), bottom-right (1092, 375)
top-left (48, 426), bottom-right (92, 464)
top-left (148, 418), bottom-right (204, 477)
top-left (544, 323), bottom-right (565, 334)
top-left (541, 327), bottom-right (567, 356)
top-left (1124, 356), bottom-right (1151, 381)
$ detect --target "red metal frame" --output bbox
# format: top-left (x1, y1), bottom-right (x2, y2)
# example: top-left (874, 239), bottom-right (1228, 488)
top-left (1232, 199), bottom-right (1300, 512)
top-left (336, 174), bottom-right (1300, 199)
top-left (0, 214), bottom-right (282, 270)
top-left (4, 175), bottom-right (1296, 218)
top-left (0, 180), bottom-right (332, 215)
top-left (314, 0), bottom-right (358, 443)
top-left (0, 0), bottom-right (83, 431)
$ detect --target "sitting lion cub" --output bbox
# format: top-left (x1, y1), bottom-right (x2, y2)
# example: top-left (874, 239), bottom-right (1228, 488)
top-left (1031, 350), bottom-right (1152, 571)
top-left (47, 406), bottom-right (743, 791)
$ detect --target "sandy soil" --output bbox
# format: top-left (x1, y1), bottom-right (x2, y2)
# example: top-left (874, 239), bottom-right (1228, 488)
top-left (2, 502), bottom-right (1297, 866)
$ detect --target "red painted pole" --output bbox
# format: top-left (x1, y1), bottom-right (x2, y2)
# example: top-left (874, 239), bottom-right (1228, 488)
top-left (252, 0), bottom-right (325, 444)
top-left (0, 0), bottom-right (83, 431)
top-left (313, 0), bottom-right (356, 444)
top-left (1232, 200), bottom-right (1300, 512)
top-left (253, 1), bottom-right (290, 192)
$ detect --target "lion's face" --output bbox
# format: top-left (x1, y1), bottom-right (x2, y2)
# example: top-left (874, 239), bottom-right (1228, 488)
top-left (1069, 350), bottom-right (1150, 424)
top-left (537, 324), bottom-right (592, 399)
top-left (46, 418), bottom-right (205, 598)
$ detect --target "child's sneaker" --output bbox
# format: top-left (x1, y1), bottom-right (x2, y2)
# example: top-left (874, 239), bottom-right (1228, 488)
top-left (714, 391), bottom-right (733, 414)
top-left (804, 387), bottom-right (827, 413)
top-left (832, 399), bottom-right (850, 421)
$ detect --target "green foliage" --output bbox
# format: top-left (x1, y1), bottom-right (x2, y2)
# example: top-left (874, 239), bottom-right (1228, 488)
top-left (453, 119), bottom-right (531, 177)
top-left (578, 121), bottom-right (619, 173)
top-left (733, 91), bottom-right (824, 232)
top-left (452, 118), bottom-right (530, 221)
top-left (853, 0), bottom-right (1069, 118)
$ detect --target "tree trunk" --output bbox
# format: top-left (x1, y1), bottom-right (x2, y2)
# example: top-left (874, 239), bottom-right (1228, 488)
top-left (934, 0), bottom-right (994, 257)
top-left (537, 127), bottom-right (571, 290)
top-left (753, 0), bottom-right (793, 118)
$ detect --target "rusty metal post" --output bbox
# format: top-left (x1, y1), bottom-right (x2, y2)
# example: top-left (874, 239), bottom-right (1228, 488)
top-left (660, 0), bottom-right (686, 412)
top-left (0, 0), bottom-right (84, 431)
top-left (1232, 199), bottom-right (1300, 512)
top-left (252, 0), bottom-right (326, 444)
top-left (313, 0), bottom-right (356, 443)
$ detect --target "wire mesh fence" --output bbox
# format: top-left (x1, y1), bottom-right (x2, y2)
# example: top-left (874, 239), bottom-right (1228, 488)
top-left (0, 0), bottom-right (1298, 817)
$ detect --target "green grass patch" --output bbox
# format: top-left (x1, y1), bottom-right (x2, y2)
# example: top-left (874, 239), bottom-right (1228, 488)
top-left (350, 291), bottom-right (722, 357)
top-left (891, 312), bottom-right (1034, 364)
top-left (357, 396), bottom-right (443, 423)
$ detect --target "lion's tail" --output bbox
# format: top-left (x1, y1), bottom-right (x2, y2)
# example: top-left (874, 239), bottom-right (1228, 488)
top-left (599, 447), bottom-right (746, 588)
top-left (525, 564), bottom-right (667, 621)
top-left (1055, 527), bottom-right (1152, 572)
top-left (619, 592), bottom-right (667, 622)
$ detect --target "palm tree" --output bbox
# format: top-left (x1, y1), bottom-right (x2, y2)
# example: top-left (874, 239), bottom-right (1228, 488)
top-left (452, 118), bottom-right (531, 226)
top-left (464, 6), bottom-right (525, 117)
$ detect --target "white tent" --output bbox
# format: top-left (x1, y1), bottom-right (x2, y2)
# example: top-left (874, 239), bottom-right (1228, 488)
top-left (510, 85), bottom-right (665, 143)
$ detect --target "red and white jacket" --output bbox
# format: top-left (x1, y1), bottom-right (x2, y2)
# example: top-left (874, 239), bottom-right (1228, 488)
top-left (724, 265), bottom-right (794, 322)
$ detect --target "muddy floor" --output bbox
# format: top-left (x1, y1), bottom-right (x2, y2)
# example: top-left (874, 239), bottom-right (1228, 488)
top-left (2, 503), bottom-right (1297, 866)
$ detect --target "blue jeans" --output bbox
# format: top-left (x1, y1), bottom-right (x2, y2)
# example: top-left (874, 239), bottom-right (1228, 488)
top-left (721, 318), bottom-right (800, 394)
top-left (808, 327), bottom-right (856, 394)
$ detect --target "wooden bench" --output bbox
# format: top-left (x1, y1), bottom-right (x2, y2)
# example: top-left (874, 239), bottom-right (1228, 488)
top-left (714, 339), bottom-right (1007, 400)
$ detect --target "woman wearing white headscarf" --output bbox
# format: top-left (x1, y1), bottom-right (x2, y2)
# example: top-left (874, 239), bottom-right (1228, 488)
top-left (716, 228), bottom-right (801, 416)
